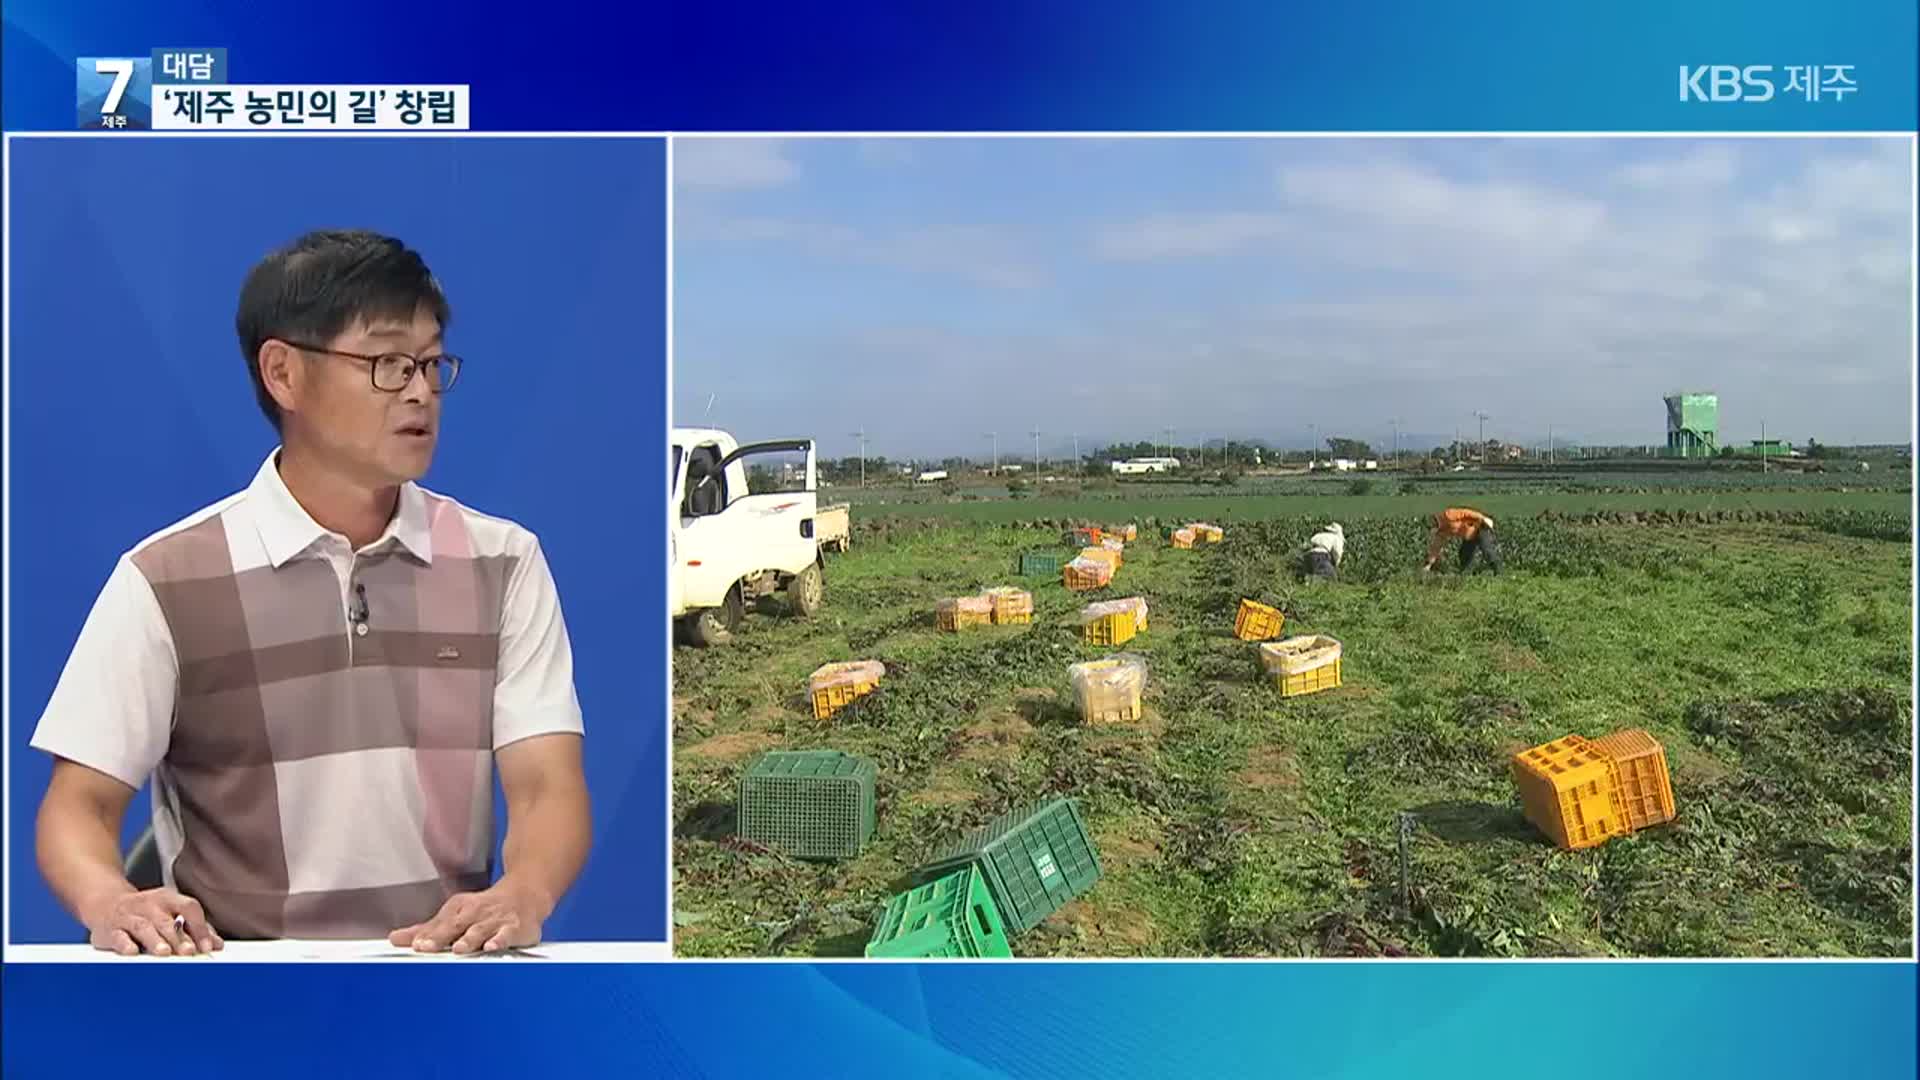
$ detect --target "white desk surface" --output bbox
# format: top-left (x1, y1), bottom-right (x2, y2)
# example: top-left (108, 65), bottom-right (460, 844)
top-left (6, 940), bottom-right (670, 963)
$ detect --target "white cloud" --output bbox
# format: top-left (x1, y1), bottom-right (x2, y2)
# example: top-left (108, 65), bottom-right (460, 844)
top-left (1613, 144), bottom-right (1741, 190)
top-left (1093, 213), bottom-right (1291, 260)
top-left (673, 139), bottom-right (797, 190)
top-left (680, 215), bottom-right (1046, 289)
top-left (1274, 161), bottom-right (1610, 269)
top-left (855, 140), bottom-right (919, 168)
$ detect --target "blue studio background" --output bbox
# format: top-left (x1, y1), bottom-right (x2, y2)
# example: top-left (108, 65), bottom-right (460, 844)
top-left (5, 137), bottom-right (667, 943)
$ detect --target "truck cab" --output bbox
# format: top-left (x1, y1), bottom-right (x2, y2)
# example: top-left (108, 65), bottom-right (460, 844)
top-left (670, 427), bottom-right (824, 646)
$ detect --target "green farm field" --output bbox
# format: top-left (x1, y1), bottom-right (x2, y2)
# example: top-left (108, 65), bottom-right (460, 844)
top-left (837, 484), bottom-right (1909, 526)
top-left (670, 503), bottom-right (1915, 959)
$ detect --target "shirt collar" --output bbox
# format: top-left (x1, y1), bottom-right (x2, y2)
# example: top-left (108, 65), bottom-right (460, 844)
top-left (248, 448), bottom-right (435, 568)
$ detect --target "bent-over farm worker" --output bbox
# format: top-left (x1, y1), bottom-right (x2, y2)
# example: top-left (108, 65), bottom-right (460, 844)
top-left (1423, 507), bottom-right (1501, 574)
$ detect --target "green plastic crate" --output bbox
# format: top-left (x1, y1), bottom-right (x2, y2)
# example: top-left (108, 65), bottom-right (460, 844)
top-left (914, 798), bottom-right (1102, 934)
top-left (1018, 551), bottom-right (1064, 577)
top-left (864, 865), bottom-right (1013, 959)
top-left (738, 750), bottom-right (876, 860)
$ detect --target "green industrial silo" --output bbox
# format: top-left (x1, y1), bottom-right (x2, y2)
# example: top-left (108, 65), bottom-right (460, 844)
top-left (1664, 393), bottom-right (1718, 458)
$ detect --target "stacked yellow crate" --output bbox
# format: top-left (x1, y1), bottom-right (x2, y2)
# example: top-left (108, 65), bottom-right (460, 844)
top-left (935, 595), bottom-right (994, 632)
top-left (1069, 654), bottom-right (1147, 724)
top-left (1063, 556), bottom-right (1115, 591)
top-left (1079, 598), bottom-right (1145, 645)
top-left (1257, 635), bottom-right (1342, 698)
top-left (982, 586), bottom-right (1034, 625)
top-left (807, 660), bottom-right (886, 720)
top-left (1188, 522), bottom-right (1224, 544)
top-left (1511, 729), bottom-right (1677, 851)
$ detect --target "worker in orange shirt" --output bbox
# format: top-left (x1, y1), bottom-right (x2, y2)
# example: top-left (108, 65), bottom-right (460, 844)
top-left (1423, 507), bottom-right (1502, 574)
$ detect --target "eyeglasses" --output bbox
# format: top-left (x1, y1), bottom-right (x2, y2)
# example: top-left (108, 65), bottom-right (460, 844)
top-left (283, 341), bottom-right (464, 393)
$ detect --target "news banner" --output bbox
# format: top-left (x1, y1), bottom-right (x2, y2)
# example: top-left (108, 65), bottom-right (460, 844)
top-left (77, 47), bottom-right (468, 130)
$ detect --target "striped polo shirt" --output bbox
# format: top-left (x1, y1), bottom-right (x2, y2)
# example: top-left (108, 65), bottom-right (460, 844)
top-left (30, 450), bottom-right (585, 938)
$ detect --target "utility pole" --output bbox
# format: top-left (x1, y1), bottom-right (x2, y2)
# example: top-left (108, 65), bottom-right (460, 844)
top-left (1547, 424), bottom-right (1554, 466)
top-left (850, 429), bottom-right (868, 487)
top-left (1390, 417), bottom-right (1402, 469)
top-left (1310, 423), bottom-right (1318, 467)
top-left (1031, 428), bottom-right (1041, 472)
top-left (1474, 411), bottom-right (1490, 464)
top-left (1163, 427), bottom-right (1175, 461)
top-left (1072, 432), bottom-right (1080, 472)
top-left (985, 431), bottom-right (998, 474)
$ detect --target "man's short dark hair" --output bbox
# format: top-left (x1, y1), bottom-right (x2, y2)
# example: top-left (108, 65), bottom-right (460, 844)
top-left (235, 230), bottom-right (453, 431)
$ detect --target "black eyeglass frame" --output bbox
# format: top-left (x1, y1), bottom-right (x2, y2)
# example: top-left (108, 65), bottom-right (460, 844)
top-left (281, 340), bottom-right (464, 394)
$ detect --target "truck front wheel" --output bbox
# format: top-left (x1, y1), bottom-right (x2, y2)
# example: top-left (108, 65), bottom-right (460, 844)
top-left (787, 561), bottom-right (825, 618)
top-left (686, 586), bottom-right (744, 647)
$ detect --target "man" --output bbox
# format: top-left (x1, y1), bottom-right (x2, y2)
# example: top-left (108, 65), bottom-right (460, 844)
top-left (31, 230), bottom-right (591, 957)
top-left (1423, 507), bottom-right (1502, 574)
top-left (1298, 522), bottom-right (1345, 581)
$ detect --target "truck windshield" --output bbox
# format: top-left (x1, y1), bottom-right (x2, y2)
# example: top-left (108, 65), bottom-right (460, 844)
top-left (671, 445), bottom-right (682, 493)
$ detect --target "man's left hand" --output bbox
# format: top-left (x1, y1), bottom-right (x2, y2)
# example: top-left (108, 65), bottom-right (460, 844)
top-left (389, 882), bottom-right (546, 954)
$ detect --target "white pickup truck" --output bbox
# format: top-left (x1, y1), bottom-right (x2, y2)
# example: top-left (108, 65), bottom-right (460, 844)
top-left (815, 502), bottom-right (851, 553)
top-left (671, 427), bottom-right (826, 646)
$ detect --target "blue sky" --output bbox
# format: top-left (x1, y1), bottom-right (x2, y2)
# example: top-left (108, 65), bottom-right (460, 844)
top-left (673, 137), bottom-right (1913, 461)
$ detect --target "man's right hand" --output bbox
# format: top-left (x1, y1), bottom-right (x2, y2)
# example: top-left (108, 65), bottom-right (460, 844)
top-left (86, 888), bottom-right (223, 956)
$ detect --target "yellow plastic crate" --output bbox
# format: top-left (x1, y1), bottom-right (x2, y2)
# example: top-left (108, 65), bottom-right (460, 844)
top-left (982, 586), bottom-right (1034, 625)
top-left (1070, 655), bottom-right (1145, 724)
top-left (1590, 728), bottom-right (1676, 832)
top-left (1233, 599), bottom-right (1285, 642)
top-left (1511, 734), bottom-right (1628, 851)
top-left (808, 660), bottom-right (885, 720)
top-left (1108, 524), bottom-right (1138, 542)
top-left (1190, 523), bottom-right (1224, 544)
top-left (1082, 614), bottom-right (1136, 645)
top-left (1258, 635), bottom-right (1343, 698)
top-left (1274, 658), bottom-right (1340, 697)
top-left (1063, 558), bottom-right (1114, 591)
top-left (936, 596), bottom-right (994, 632)
top-left (1080, 547), bottom-right (1122, 571)
top-left (1079, 599), bottom-right (1143, 645)
top-left (1170, 529), bottom-right (1196, 550)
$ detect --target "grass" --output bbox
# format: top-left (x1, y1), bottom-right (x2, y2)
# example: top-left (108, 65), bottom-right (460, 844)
top-left (670, 514), bottom-right (1914, 958)
top-left (839, 487), bottom-right (1910, 525)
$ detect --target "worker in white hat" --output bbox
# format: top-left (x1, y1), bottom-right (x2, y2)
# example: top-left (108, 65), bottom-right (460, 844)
top-left (1299, 522), bottom-right (1345, 581)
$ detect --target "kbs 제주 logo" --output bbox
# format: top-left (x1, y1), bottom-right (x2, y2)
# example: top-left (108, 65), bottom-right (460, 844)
top-left (1678, 64), bottom-right (1858, 103)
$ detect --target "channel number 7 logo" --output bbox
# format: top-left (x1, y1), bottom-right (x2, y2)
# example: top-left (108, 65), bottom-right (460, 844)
top-left (77, 57), bottom-right (153, 129)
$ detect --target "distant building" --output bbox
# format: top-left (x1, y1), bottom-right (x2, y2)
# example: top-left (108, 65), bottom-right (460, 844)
top-left (916, 470), bottom-right (949, 483)
top-left (1111, 457), bottom-right (1180, 475)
